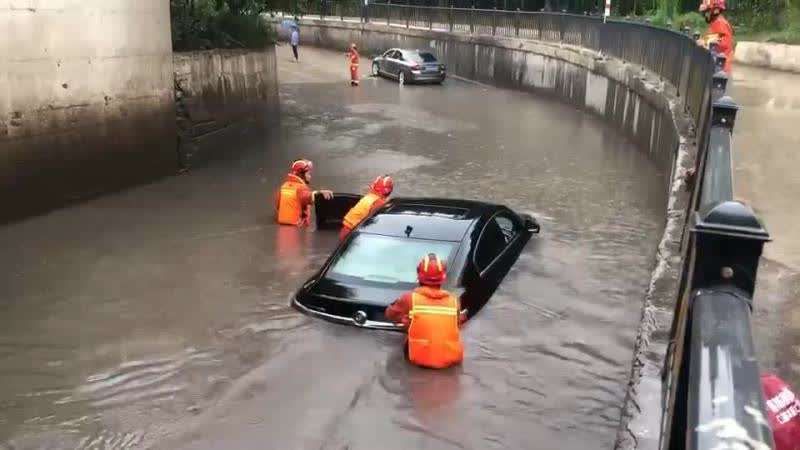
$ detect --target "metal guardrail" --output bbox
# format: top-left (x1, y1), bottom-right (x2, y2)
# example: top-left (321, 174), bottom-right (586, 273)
top-left (280, 5), bottom-right (775, 448)
top-left (664, 76), bottom-right (773, 449)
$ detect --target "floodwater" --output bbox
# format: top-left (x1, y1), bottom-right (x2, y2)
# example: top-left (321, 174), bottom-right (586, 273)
top-left (731, 65), bottom-right (800, 388)
top-left (0, 46), bottom-right (666, 450)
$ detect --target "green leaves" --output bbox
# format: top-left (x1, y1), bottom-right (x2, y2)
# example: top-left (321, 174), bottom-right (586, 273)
top-left (170, 0), bottom-right (276, 50)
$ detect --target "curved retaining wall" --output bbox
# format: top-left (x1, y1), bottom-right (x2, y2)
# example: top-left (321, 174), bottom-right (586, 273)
top-left (173, 48), bottom-right (280, 167)
top-left (280, 19), bottom-right (697, 450)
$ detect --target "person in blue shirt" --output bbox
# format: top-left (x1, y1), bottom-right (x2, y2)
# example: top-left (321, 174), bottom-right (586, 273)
top-left (290, 27), bottom-right (300, 62)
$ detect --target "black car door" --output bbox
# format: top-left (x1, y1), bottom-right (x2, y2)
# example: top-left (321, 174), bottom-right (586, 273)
top-left (314, 193), bottom-right (361, 229)
top-left (460, 211), bottom-right (528, 318)
top-left (473, 211), bottom-right (525, 284)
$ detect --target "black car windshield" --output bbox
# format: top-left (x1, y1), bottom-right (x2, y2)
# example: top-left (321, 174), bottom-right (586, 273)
top-left (328, 234), bottom-right (456, 286)
top-left (408, 52), bottom-right (438, 63)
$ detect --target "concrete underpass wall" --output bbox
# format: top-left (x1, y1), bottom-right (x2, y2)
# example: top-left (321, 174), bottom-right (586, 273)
top-left (0, 1), bottom-right (176, 221)
top-left (173, 48), bottom-right (280, 166)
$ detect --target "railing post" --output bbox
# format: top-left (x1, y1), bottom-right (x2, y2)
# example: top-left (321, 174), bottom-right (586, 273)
top-left (686, 200), bottom-right (772, 450)
top-left (699, 96), bottom-right (738, 209)
top-left (387, 0), bottom-right (391, 26)
top-left (691, 201), bottom-right (770, 297)
top-left (711, 70), bottom-right (729, 101)
top-left (515, 8), bottom-right (520, 36)
top-left (429, 6), bottom-right (433, 30)
top-left (470, 6), bottom-right (475, 33)
top-left (449, 5), bottom-right (454, 32)
top-left (492, 7), bottom-right (497, 35)
top-left (406, 4), bottom-right (410, 28)
top-left (320, 0), bottom-right (325, 21)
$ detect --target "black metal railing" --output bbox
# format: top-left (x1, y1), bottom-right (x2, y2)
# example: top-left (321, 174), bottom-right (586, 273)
top-left (661, 77), bottom-right (774, 449)
top-left (280, 6), bottom-right (776, 448)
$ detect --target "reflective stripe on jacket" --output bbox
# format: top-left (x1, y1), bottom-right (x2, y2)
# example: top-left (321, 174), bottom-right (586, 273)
top-left (408, 289), bottom-right (463, 369)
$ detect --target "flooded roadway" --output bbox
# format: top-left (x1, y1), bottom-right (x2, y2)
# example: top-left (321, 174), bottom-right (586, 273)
top-left (0, 46), bottom-right (666, 450)
top-left (731, 65), bottom-right (800, 389)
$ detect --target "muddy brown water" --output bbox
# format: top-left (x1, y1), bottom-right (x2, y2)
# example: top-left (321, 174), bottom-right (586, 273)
top-left (0, 47), bottom-right (666, 449)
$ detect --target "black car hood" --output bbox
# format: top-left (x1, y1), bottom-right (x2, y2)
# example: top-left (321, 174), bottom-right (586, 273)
top-left (306, 277), bottom-right (409, 307)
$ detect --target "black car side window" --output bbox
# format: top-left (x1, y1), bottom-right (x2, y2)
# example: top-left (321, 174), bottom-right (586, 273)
top-left (495, 215), bottom-right (518, 244)
top-left (475, 219), bottom-right (507, 272)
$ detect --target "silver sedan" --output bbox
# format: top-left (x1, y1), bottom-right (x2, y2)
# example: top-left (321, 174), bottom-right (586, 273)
top-left (371, 48), bottom-right (446, 85)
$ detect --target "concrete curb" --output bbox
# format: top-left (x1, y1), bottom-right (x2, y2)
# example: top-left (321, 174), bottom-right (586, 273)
top-left (735, 41), bottom-right (800, 73)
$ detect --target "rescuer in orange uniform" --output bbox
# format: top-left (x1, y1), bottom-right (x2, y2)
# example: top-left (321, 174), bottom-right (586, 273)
top-left (275, 159), bottom-right (333, 226)
top-left (347, 43), bottom-right (360, 86)
top-left (698, 0), bottom-right (734, 73)
top-left (385, 254), bottom-right (467, 369)
top-left (339, 175), bottom-right (394, 240)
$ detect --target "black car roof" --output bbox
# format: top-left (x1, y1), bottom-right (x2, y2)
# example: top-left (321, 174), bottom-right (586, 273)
top-left (357, 197), bottom-right (498, 242)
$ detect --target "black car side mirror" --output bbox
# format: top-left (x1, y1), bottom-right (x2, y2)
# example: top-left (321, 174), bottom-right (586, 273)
top-left (522, 214), bottom-right (540, 234)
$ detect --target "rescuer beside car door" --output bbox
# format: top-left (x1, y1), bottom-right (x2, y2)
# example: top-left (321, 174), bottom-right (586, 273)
top-left (315, 194), bottom-right (361, 230)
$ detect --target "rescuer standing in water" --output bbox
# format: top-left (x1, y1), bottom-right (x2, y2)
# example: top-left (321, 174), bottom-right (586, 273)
top-left (346, 43), bottom-right (360, 86)
top-left (275, 159), bottom-right (333, 226)
top-left (385, 254), bottom-right (466, 369)
top-left (339, 175), bottom-right (393, 240)
top-left (697, 0), bottom-right (734, 73)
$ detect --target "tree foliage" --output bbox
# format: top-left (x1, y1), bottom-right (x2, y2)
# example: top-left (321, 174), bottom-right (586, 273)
top-left (171, 0), bottom-right (276, 51)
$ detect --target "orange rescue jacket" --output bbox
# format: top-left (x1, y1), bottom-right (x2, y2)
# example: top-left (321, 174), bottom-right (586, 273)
top-left (407, 287), bottom-right (463, 369)
top-left (349, 49), bottom-right (360, 66)
top-left (277, 174), bottom-right (312, 226)
top-left (342, 192), bottom-right (385, 230)
top-left (705, 15), bottom-right (734, 73)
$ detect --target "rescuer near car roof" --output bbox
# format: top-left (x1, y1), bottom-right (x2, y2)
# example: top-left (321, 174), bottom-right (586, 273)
top-left (385, 254), bottom-right (466, 369)
top-left (275, 159), bottom-right (333, 226)
top-left (339, 175), bottom-right (393, 240)
top-left (698, 0), bottom-right (734, 73)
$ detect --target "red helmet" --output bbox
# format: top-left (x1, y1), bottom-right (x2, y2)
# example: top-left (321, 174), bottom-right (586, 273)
top-left (370, 175), bottom-right (394, 196)
top-left (417, 253), bottom-right (447, 286)
top-left (699, 0), bottom-right (725, 12)
top-left (290, 159), bottom-right (313, 176)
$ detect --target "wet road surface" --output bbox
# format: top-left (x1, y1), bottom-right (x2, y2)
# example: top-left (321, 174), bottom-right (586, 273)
top-left (0, 46), bottom-right (666, 449)
top-left (731, 65), bottom-right (800, 388)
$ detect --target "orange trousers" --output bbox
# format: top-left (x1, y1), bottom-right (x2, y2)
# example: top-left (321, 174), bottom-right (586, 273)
top-left (350, 65), bottom-right (359, 84)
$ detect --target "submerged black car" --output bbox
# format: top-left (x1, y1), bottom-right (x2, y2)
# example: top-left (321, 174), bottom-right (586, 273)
top-left (292, 195), bottom-right (540, 330)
